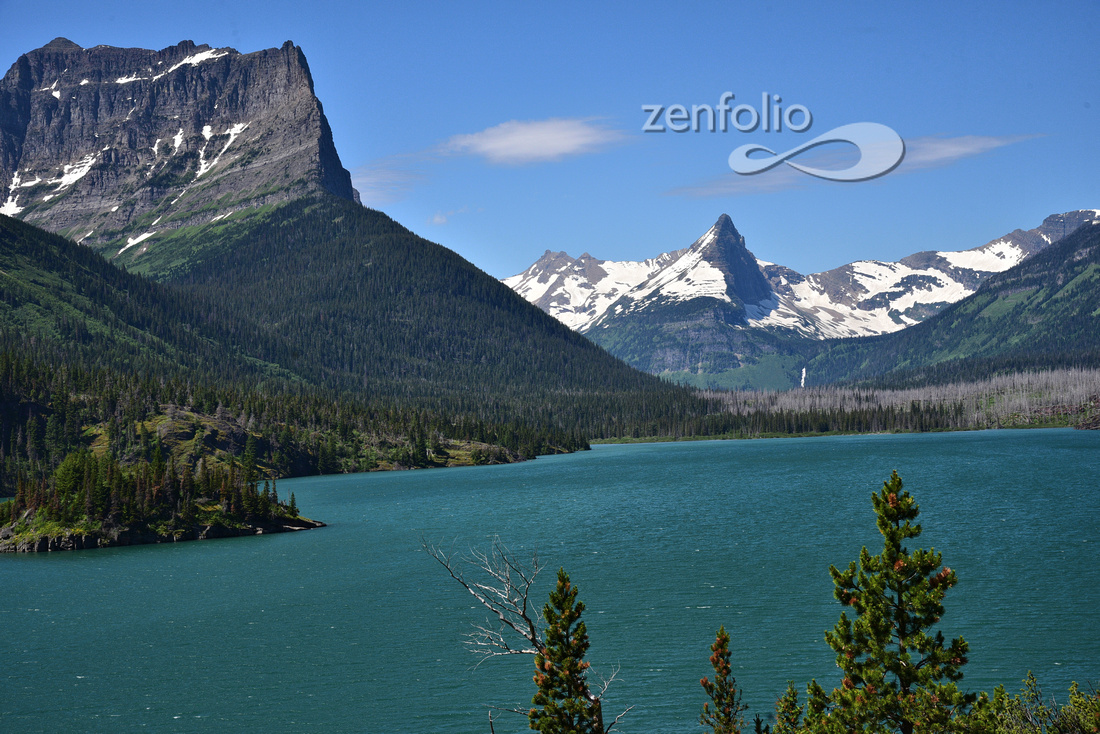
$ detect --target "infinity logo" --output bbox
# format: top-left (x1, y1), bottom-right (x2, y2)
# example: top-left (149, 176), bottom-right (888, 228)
top-left (728, 122), bottom-right (905, 182)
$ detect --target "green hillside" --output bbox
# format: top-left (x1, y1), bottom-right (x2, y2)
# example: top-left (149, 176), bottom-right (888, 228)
top-left (806, 222), bottom-right (1100, 386)
top-left (585, 296), bottom-right (816, 391)
top-left (0, 211), bottom-right (601, 503)
top-left (135, 195), bottom-right (708, 434)
top-left (0, 213), bottom-right (295, 384)
top-left (0, 201), bottom-right (722, 508)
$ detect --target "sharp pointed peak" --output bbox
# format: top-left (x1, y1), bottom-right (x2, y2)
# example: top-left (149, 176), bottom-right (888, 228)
top-left (39, 37), bottom-right (83, 53)
top-left (711, 213), bottom-right (740, 235)
top-left (693, 214), bottom-right (745, 251)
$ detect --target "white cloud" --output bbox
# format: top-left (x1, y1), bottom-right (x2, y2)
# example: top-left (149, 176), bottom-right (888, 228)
top-left (429, 206), bottom-right (470, 225)
top-left (442, 118), bottom-right (625, 164)
top-left (351, 156), bottom-right (426, 206)
top-left (668, 133), bottom-right (1037, 198)
top-left (900, 134), bottom-right (1039, 170)
top-left (350, 117), bottom-right (625, 204)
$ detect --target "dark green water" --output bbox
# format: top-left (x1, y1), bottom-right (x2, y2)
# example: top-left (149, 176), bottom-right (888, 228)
top-left (2, 429), bottom-right (1098, 733)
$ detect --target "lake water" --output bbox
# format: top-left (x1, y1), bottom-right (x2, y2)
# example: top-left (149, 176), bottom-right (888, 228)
top-left (2, 429), bottom-right (1098, 733)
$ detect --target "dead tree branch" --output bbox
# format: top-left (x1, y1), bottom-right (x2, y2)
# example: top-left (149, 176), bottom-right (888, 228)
top-left (422, 536), bottom-right (545, 663)
top-left (423, 536), bottom-right (631, 732)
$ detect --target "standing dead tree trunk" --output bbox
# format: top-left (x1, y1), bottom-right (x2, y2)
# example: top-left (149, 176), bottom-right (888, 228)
top-left (423, 536), bottom-right (632, 733)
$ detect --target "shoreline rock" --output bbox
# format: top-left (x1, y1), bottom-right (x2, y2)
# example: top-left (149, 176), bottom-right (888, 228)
top-left (0, 517), bottom-right (325, 553)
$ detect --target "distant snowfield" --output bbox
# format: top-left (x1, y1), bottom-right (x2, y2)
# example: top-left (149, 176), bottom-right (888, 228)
top-left (504, 252), bottom-right (676, 332)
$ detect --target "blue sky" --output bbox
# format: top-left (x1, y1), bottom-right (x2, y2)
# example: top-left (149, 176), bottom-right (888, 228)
top-left (3, 1), bottom-right (1097, 277)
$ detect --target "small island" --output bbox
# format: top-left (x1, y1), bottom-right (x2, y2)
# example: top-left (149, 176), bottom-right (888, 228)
top-left (1, 448), bottom-right (322, 553)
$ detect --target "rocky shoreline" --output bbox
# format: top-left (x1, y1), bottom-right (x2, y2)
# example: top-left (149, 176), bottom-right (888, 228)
top-left (0, 517), bottom-right (325, 553)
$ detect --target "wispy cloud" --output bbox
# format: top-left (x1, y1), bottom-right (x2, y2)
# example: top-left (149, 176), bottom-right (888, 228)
top-left (429, 206), bottom-right (471, 225)
top-left (351, 155), bottom-right (426, 207)
top-left (667, 133), bottom-right (1038, 198)
top-left (901, 133), bottom-right (1039, 170)
top-left (351, 117), bottom-right (626, 204)
top-left (442, 118), bottom-right (626, 165)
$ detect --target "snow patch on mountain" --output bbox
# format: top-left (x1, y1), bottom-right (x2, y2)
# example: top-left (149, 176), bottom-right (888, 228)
top-left (118, 230), bottom-right (156, 255)
top-left (47, 153), bottom-right (98, 190)
top-left (750, 258), bottom-right (978, 338)
top-left (938, 239), bottom-right (1026, 271)
top-left (196, 122), bottom-right (249, 178)
top-left (1, 171), bottom-right (24, 216)
top-left (619, 246), bottom-right (730, 310)
top-left (504, 251), bottom-right (676, 331)
top-left (167, 48), bottom-right (229, 74)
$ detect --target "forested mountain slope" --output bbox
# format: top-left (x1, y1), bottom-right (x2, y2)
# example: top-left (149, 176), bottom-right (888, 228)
top-left (805, 222), bottom-right (1100, 386)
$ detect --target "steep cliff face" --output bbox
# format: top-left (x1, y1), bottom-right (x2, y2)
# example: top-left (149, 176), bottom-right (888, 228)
top-left (0, 37), bottom-right (358, 259)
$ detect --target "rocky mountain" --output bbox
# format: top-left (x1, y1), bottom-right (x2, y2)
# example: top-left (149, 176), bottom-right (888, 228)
top-left (507, 210), bottom-right (1100, 340)
top-left (0, 37), bottom-right (357, 264)
top-left (504, 249), bottom-right (680, 332)
top-left (504, 210), bottom-right (1100, 386)
top-left (0, 37), bottom-right (710, 439)
top-left (753, 210), bottom-right (1100, 338)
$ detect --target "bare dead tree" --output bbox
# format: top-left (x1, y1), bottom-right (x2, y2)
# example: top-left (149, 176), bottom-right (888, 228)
top-left (423, 536), bottom-right (633, 733)
top-left (424, 536), bottom-right (544, 663)
top-left (700, 367), bottom-right (1100, 430)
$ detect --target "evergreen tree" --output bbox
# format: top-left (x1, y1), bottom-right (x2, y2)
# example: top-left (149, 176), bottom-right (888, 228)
top-left (529, 568), bottom-right (603, 734)
top-left (700, 625), bottom-right (747, 734)
top-left (242, 434), bottom-right (258, 483)
top-left (773, 683), bottom-right (803, 734)
top-left (804, 471), bottom-right (974, 734)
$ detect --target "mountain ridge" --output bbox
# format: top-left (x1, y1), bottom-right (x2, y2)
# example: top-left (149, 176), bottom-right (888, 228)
top-left (506, 210), bottom-right (1100, 342)
top-left (504, 209), bottom-right (1099, 388)
top-left (803, 220), bottom-right (1100, 385)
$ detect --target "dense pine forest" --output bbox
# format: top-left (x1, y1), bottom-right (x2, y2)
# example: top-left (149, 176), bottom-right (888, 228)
top-left (0, 341), bottom-right (595, 548)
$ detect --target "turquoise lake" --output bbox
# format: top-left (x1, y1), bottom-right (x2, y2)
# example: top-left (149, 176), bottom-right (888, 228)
top-left (2, 428), bottom-right (1098, 732)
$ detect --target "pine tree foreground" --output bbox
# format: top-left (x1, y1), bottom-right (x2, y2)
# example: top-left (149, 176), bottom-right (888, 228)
top-left (425, 540), bottom-right (631, 734)
top-left (803, 470), bottom-right (975, 733)
top-left (701, 625), bottom-right (749, 734)
top-left (530, 568), bottom-right (604, 733)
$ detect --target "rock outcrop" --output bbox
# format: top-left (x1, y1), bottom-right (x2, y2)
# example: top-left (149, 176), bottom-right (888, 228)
top-left (0, 38), bottom-right (358, 259)
top-left (0, 516), bottom-right (326, 553)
